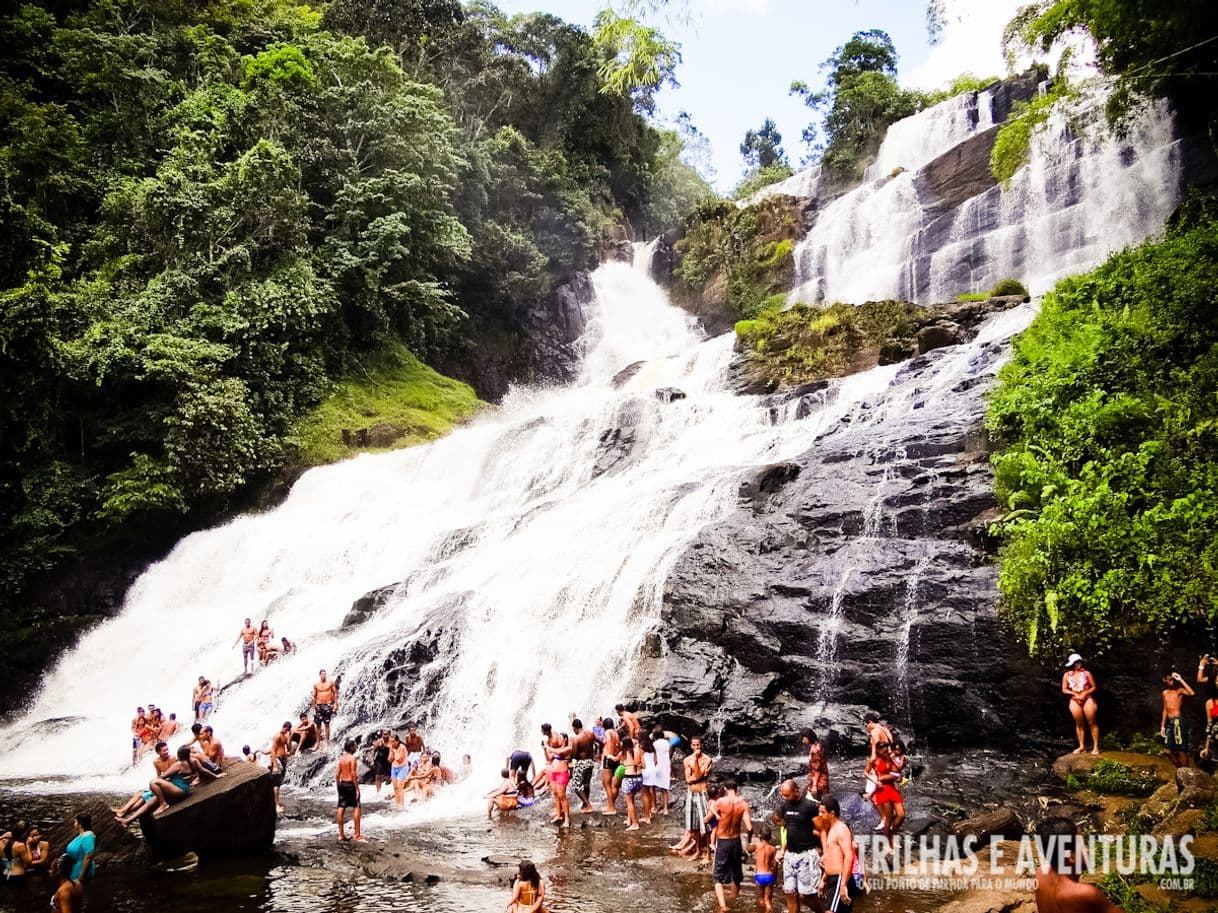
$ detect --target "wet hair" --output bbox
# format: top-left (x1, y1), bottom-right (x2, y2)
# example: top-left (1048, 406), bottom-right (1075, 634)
top-left (54, 853), bottom-right (73, 879)
top-left (518, 859), bottom-right (541, 889)
top-left (821, 795), bottom-right (840, 816)
top-left (621, 736), bottom-right (635, 752)
top-left (863, 712), bottom-right (880, 724)
top-left (572, 718), bottom-right (583, 730)
top-left (519, 778), bottom-right (535, 799)
top-left (169, 713), bottom-right (176, 720)
top-left (74, 812), bottom-right (92, 831)
top-left (191, 723), bottom-right (203, 735)
top-left (800, 728), bottom-right (818, 744)
top-left (690, 735), bottom-right (703, 746)
top-left (541, 723), bottom-right (552, 735)
top-left (708, 783), bottom-right (726, 799)
top-left (431, 753), bottom-right (441, 765)
top-left (723, 778), bottom-right (738, 792)
top-left (501, 768), bottom-right (510, 779)
top-left (177, 746), bottom-right (193, 761)
top-left (203, 726), bottom-right (213, 735)
top-left (651, 727), bottom-right (665, 741)
top-left (344, 740), bottom-right (357, 753)
top-left (282, 720), bottom-right (292, 730)
top-left (758, 823), bottom-right (773, 841)
top-left (391, 734), bottom-right (401, 744)
top-left (242, 745), bottom-right (252, 756)
top-left (154, 740), bottom-right (167, 752)
top-left (639, 731), bottom-right (655, 753)
top-left (4, 824), bottom-right (26, 859)
top-left (1036, 816), bottom-right (1083, 871)
top-left (615, 703), bottom-right (626, 713)
top-left (605, 711), bottom-right (616, 724)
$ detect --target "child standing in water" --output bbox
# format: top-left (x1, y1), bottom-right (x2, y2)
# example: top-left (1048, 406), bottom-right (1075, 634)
top-left (750, 823), bottom-right (778, 912)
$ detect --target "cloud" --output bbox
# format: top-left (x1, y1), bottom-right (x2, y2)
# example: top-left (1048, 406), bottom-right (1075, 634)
top-left (906, 0), bottom-right (1024, 89)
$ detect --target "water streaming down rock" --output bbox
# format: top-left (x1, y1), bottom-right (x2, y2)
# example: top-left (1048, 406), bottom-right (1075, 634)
top-left (786, 81), bottom-right (1200, 305)
top-left (1, 254), bottom-right (957, 791)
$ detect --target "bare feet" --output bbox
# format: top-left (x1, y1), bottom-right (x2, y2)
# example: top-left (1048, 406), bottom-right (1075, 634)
top-left (625, 824), bottom-right (639, 831)
top-left (641, 818), bottom-right (652, 825)
top-left (353, 835), bottom-right (367, 843)
top-left (1072, 747), bottom-right (1085, 754)
top-left (1090, 748), bottom-right (1100, 755)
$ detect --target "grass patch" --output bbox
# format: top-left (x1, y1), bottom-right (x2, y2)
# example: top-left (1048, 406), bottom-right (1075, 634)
top-left (735, 299), bottom-right (927, 386)
top-left (1066, 760), bottom-right (1161, 797)
top-left (990, 277), bottom-right (1029, 298)
top-left (288, 344), bottom-right (484, 467)
top-left (957, 292), bottom-right (989, 302)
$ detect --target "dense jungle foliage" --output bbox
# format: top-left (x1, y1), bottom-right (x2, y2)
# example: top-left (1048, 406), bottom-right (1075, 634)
top-left (0, 0), bottom-right (710, 671)
top-left (988, 199), bottom-right (1218, 656)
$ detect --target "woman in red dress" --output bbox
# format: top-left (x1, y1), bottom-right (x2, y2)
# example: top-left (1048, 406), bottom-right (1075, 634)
top-left (866, 741), bottom-right (905, 844)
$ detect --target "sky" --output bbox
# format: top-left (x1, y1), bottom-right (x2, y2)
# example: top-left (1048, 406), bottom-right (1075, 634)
top-left (492, 0), bottom-right (1026, 190)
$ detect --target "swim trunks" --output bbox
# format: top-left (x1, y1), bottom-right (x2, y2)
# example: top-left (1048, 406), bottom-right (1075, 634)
top-left (337, 781), bottom-right (360, 809)
top-left (198, 702), bottom-right (212, 713)
top-left (314, 704), bottom-right (333, 725)
top-left (713, 837), bottom-right (744, 885)
top-left (685, 789), bottom-right (709, 834)
top-left (782, 848), bottom-right (822, 896)
top-left (824, 874), bottom-right (852, 912)
top-left (571, 758), bottom-right (595, 795)
top-left (1166, 716), bottom-right (1190, 752)
top-left (392, 765), bottom-right (408, 781)
top-left (603, 757), bottom-right (618, 771)
top-left (755, 872), bottom-right (776, 887)
top-left (242, 642), bottom-right (256, 659)
top-left (621, 773), bottom-right (643, 795)
top-left (550, 768), bottom-right (571, 788)
top-left (509, 750), bottom-right (533, 776)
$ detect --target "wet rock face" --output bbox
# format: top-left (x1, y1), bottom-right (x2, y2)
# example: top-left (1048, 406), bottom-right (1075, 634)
top-left (634, 341), bottom-right (1062, 755)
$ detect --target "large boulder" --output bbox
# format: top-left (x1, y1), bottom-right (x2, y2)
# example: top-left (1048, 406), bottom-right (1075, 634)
top-left (47, 797), bottom-right (149, 870)
top-left (952, 806), bottom-right (1023, 842)
top-left (1051, 751), bottom-right (1176, 786)
top-left (137, 759), bottom-right (276, 859)
top-left (1177, 767), bottom-right (1217, 808)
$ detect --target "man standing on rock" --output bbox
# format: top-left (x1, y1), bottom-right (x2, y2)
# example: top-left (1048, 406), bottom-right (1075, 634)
top-left (819, 796), bottom-right (855, 913)
top-left (336, 739), bottom-right (365, 842)
top-left (775, 779), bottom-right (822, 913)
top-left (234, 618), bottom-right (258, 675)
top-left (678, 736), bottom-right (714, 860)
top-left (570, 718), bottom-right (599, 814)
top-left (1034, 817), bottom-right (1125, 912)
top-left (863, 713), bottom-right (892, 760)
top-left (266, 721), bottom-right (292, 815)
top-left (311, 669), bottom-right (338, 746)
top-left (616, 703), bottom-right (642, 739)
top-left (1161, 671), bottom-right (1196, 768)
top-left (404, 724), bottom-right (424, 769)
top-left (708, 778), bottom-right (752, 912)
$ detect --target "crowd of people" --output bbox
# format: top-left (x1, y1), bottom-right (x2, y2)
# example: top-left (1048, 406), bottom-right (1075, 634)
top-left (1, 813), bottom-right (96, 912)
top-left (234, 617), bottom-right (295, 675)
top-left (1061, 651), bottom-right (1218, 771)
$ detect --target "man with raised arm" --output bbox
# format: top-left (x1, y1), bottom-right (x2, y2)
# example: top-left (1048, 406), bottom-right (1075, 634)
top-left (677, 736), bottom-right (713, 860)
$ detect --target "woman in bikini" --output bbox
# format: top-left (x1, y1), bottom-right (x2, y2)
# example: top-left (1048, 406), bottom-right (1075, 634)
top-left (257, 620), bottom-right (274, 665)
top-left (866, 741), bottom-right (905, 845)
top-left (619, 736), bottom-right (645, 831)
top-left (117, 746), bottom-right (222, 825)
top-left (547, 732), bottom-right (572, 828)
top-left (1061, 653), bottom-right (1100, 754)
top-left (507, 859), bottom-right (546, 913)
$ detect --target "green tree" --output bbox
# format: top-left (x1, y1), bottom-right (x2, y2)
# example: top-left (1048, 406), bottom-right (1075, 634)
top-left (740, 118), bottom-right (788, 171)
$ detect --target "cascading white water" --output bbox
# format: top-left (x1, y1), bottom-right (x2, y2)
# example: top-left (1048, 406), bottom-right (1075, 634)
top-left (0, 252), bottom-right (1035, 802)
top-left (863, 89), bottom-right (994, 182)
top-left (787, 83), bottom-right (1185, 305)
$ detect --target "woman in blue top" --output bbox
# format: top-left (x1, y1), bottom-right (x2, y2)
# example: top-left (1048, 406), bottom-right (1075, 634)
top-left (64, 814), bottom-right (94, 884)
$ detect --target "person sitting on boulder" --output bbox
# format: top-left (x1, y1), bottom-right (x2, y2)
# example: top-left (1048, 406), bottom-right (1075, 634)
top-left (289, 713), bottom-right (319, 754)
top-left (113, 741), bottom-right (175, 819)
top-left (116, 746), bottom-right (223, 826)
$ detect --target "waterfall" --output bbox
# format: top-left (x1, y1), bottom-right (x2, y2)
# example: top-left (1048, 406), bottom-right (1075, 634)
top-left (862, 89), bottom-right (993, 182)
top-left (788, 85), bottom-right (1186, 305)
top-left (1, 251), bottom-right (1038, 795)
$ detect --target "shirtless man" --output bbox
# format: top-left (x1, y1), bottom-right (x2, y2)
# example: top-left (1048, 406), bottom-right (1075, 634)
top-left (390, 734), bottom-right (409, 806)
top-left (707, 778), bottom-right (753, 912)
top-left (863, 713), bottom-right (892, 760)
top-left (114, 741), bottom-right (175, 818)
top-left (404, 724), bottom-right (424, 769)
top-left (819, 796), bottom-right (855, 913)
top-left (336, 739), bottom-right (364, 842)
top-left (266, 721), bottom-right (292, 814)
top-left (1035, 817), bottom-right (1125, 912)
top-left (1161, 671), bottom-right (1196, 768)
top-left (234, 618), bottom-right (258, 674)
top-left (570, 718), bottom-right (600, 813)
top-left (312, 669), bottom-right (338, 745)
top-left (601, 717), bottom-right (624, 814)
top-left (158, 713), bottom-right (179, 741)
top-left (201, 725), bottom-right (225, 771)
top-left (616, 703), bottom-right (642, 739)
top-left (676, 736), bottom-right (714, 860)
top-left (290, 712), bottom-right (320, 754)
